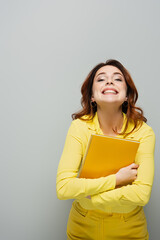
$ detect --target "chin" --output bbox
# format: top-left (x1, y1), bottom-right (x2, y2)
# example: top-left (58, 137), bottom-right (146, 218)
top-left (97, 100), bottom-right (124, 107)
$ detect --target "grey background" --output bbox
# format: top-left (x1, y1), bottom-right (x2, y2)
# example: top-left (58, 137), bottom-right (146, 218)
top-left (0, 0), bottom-right (159, 239)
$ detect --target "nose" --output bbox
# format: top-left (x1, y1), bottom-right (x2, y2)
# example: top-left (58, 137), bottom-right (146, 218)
top-left (105, 78), bottom-right (113, 85)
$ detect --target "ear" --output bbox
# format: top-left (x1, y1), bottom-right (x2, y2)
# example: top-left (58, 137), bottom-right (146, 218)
top-left (125, 96), bottom-right (128, 101)
top-left (91, 96), bottom-right (95, 102)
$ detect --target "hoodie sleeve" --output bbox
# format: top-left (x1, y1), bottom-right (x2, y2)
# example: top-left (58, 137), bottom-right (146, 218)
top-left (56, 121), bottom-right (116, 200)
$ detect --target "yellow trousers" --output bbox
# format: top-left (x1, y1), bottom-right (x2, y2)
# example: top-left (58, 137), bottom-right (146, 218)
top-left (67, 201), bottom-right (149, 240)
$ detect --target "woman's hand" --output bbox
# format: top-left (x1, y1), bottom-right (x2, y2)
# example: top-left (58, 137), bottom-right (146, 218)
top-left (115, 163), bottom-right (139, 187)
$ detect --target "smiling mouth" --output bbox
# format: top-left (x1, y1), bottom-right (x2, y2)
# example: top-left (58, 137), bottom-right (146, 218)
top-left (102, 90), bottom-right (118, 94)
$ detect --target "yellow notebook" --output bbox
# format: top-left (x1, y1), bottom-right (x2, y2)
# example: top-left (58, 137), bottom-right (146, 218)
top-left (79, 134), bottom-right (140, 179)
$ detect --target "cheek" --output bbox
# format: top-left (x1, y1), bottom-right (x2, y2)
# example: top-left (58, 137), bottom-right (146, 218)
top-left (123, 83), bottom-right (128, 95)
top-left (91, 83), bottom-right (98, 96)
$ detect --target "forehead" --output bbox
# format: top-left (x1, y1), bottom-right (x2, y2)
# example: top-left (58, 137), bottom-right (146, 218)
top-left (95, 65), bottom-right (123, 78)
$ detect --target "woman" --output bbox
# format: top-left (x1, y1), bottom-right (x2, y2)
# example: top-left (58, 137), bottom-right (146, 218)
top-left (56, 59), bottom-right (155, 239)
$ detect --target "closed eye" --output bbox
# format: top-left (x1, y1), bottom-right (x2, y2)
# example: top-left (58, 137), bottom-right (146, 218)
top-left (115, 79), bottom-right (122, 81)
top-left (97, 79), bottom-right (104, 82)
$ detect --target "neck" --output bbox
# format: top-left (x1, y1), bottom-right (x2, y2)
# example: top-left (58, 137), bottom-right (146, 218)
top-left (97, 106), bottom-right (124, 136)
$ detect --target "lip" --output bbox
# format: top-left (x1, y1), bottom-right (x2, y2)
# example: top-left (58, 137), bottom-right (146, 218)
top-left (101, 88), bottom-right (118, 94)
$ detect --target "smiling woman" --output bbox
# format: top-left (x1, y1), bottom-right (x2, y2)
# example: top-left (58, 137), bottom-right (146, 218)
top-left (72, 59), bottom-right (147, 137)
top-left (92, 67), bottom-right (127, 99)
top-left (91, 65), bottom-right (128, 136)
top-left (56, 59), bottom-right (155, 239)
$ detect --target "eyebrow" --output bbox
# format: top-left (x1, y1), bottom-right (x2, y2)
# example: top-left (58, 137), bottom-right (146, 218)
top-left (96, 72), bottom-right (123, 78)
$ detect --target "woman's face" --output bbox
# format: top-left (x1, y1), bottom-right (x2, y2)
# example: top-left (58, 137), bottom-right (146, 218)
top-left (91, 65), bottom-right (128, 107)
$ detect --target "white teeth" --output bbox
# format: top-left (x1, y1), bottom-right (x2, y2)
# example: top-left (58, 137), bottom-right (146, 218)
top-left (103, 90), bottom-right (117, 94)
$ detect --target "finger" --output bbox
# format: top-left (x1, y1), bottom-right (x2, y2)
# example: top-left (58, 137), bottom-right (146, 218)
top-left (132, 169), bottom-right (138, 175)
top-left (130, 163), bottom-right (139, 169)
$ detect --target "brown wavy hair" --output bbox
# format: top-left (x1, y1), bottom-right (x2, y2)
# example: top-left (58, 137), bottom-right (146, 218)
top-left (72, 59), bottom-right (147, 137)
